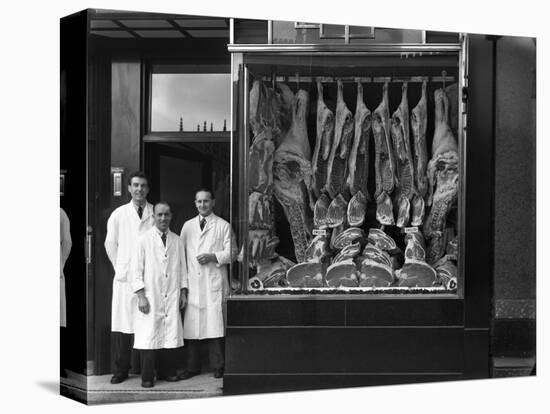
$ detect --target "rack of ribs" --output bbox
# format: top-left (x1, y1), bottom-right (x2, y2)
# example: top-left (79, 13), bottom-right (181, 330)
top-left (423, 88), bottom-right (459, 264)
top-left (324, 79), bottom-right (354, 199)
top-left (390, 82), bottom-right (416, 228)
top-left (372, 82), bottom-right (397, 225)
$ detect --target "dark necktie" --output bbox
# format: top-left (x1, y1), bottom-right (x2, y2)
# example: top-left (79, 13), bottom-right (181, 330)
top-left (200, 218), bottom-right (206, 231)
top-left (161, 232), bottom-right (167, 247)
top-left (137, 206), bottom-right (143, 219)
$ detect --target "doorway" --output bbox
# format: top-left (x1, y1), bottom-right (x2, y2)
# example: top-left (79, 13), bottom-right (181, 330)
top-left (144, 141), bottom-right (231, 234)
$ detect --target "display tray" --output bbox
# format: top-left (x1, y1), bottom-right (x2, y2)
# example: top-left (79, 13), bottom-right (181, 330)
top-left (235, 286), bottom-right (457, 295)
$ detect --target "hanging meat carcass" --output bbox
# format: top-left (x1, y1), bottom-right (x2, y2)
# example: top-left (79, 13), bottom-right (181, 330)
top-left (311, 81), bottom-right (335, 200)
top-left (390, 82), bottom-right (417, 228)
top-left (346, 81), bottom-right (371, 199)
top-left (372, 82), bottom-right (397, 225)
top-left (410, 80), bottom-right (429, 226)
top-left (325, 79), bottom-right (354, 199)
top-left (273, 87), bottom-right (314, 263)
top-left (423, 88), bottom-right (460, 263)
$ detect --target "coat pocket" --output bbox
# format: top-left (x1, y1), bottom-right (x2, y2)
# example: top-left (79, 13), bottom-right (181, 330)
top-left (210, 274), bottom-right (222, 292)
top-left (114, 260), bottom-right (129, 282)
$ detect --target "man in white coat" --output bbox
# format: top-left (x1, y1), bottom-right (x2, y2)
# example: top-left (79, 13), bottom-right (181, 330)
top-left (179, 189), bottom-right (237, 379)
top-left (132, 202), bottom-right (188, 388)
top-left (104, 171), bottom-right (154, 384)
top-left (60, 207), bottom-right (72, 377)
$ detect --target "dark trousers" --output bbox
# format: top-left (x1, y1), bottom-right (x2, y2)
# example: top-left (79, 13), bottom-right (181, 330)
top-left (112, 332), bottom-right (133, 376)
top-left (185, 338), bottom-right (224, 372)
top-left (60, 327), bottom-right (67, 375)
top-left (140, 348), bottom-right (180, 382)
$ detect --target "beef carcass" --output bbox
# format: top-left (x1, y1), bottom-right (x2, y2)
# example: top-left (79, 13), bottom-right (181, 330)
top-left (390, 82), bottom-right (417, 228)
top-left (372, 82), bottom-right (397, 225)
top-left (424, 88), bottom-right (459, 262)
top-left (347, 190), bottom-right (367, 227)
top-left (313, 193), bottom-right (331, 229)
top-left (346, 81), bottom-right (371, 198)
top-left (249, 132), bottom-right (275, 194)
top-left (409, 80), bottom-right (429, 226)
top-left (325, 79), bottom-right (354, 198)
top-left (311, 81), bottom-right (335, 199)
top-left (249, 80), bottom-right (290, 145)
top-left (326, 259), bottom-right (358, 287)
top-left (287, 262), bottom-right (324, 288)
top-left (249, 192), bottom-right (272, 230)
top-left (273, 88), bottom-right (314, 263)
top-left (326, 194), bottom-right (347, 228)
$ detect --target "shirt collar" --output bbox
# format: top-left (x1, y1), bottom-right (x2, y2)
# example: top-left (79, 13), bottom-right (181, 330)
top-left (153, 226), bottom-right (168, 237)
top-left (199, 213), bottom-right (213, 223)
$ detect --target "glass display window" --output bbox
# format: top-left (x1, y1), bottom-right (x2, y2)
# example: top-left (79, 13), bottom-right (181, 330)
top-left (230, 47), bottom-right (465, 297)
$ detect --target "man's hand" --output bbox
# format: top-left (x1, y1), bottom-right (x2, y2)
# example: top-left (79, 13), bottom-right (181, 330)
top-left (179, 289), bottom-right (188, 309)
top-left (196, 253), bottom-right (217, 265)
top-left (136, 291), bottom-right (150, 314)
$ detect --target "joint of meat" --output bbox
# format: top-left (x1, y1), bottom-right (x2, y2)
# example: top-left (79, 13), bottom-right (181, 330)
top-left (313, 193), bottom-right (331, 229)
top-left (326, 194), bottom-right (348, 228)
top-left (347, 190), bottom-right (367, 227)
top-left (375, 191), bottom-right (395, 226)
top-left (286, 262), bottom-right (325, 288)
top-left (304, 235), bottom-right (331, 263)
top-left (358, 259), bottom-right (394, 287)
top-left (326, 258), bottom-right (358, 287)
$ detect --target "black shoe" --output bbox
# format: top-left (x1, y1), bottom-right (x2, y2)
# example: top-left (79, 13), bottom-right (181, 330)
top-left (213, 368), bottom-right (224, 379)
top-left (110, 373), bottom-right (128, 384)
top-left (178, 370), bottom-right (200, 380)
top-left (158, 375), bottom-right (180, 382)
top-left (141, 380), bottom-right (154, 388)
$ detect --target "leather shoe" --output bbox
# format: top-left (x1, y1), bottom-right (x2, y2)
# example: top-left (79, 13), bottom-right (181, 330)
top-left (158, 375), bottom-right (180, 382)
top-left (110, 373), bottom-right (128, 384)
top-left (178, 370), bottom-right (200, 380)
top-left (213, 368), bottom-right (224, 379)
top-left (141, 381), bottom-right (154, 388)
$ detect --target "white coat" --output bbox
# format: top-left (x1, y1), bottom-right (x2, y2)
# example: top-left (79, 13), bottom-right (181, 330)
top-left (60, 208), bottom-right (72, 328)
top-left (104, 201), bottom-right (154, 333)
top-left (131, 227), bottom-right (188, 350)
top-left (180, 214), bottom-right (237, 339)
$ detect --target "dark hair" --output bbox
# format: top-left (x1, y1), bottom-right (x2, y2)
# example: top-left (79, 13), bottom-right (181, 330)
top-left (195, 188), bottom-right (215, 200)
top-left (128, 171), bottom-right (150, 186)
top-left (153, 201), bottom-right (171, 213)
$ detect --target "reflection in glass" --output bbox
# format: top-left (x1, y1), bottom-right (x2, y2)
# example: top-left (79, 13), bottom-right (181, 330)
top-left (151, 73), bottom-right (230, 132)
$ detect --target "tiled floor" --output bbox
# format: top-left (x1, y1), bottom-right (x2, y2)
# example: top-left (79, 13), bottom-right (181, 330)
top-left (60, 370), bottom-right (223, 404)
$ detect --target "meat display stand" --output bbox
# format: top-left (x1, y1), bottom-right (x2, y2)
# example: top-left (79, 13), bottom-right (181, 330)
top-left (225, 25), bottom-right (492, 395)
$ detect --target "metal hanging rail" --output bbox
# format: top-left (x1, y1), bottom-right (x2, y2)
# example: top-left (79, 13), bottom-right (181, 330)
top-left (228, 43), bottom-right (462, 54)
top-left (258, 74), bottom-right (456, 84)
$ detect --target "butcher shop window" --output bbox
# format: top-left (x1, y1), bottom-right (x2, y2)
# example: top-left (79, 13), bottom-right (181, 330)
top-left (240, 54), bottom-right (462, 295)
top-left (149, 70), bottom-right (230, 133)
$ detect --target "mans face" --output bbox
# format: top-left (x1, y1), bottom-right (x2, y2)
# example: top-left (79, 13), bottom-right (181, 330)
top-left (154, 204), bottom-right (172, 232)
top-left (195, 191), bottom-right (215, 217)
top-left (128, 177), bottom-right (149, 204)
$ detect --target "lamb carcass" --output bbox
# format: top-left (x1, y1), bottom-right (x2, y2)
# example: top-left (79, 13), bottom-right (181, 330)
top-left (423, 88), bottom-right (459, 263)
top-left (372, 82), bottom-right (397, 225)
top-left (345, 81), bottom-right (371, 199)
top-left (273, 87), bottom-right (314, 263)
top-left (311, 81), bottom-right (335, 199)
top-left (325, 79), bottom-right (354, 198)
top-left (390, 82), bottom-right (417, 228)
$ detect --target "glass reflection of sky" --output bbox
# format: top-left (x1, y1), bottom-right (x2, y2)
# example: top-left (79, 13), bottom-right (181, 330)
top-left (151, 73), bottom-right (230, 132)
